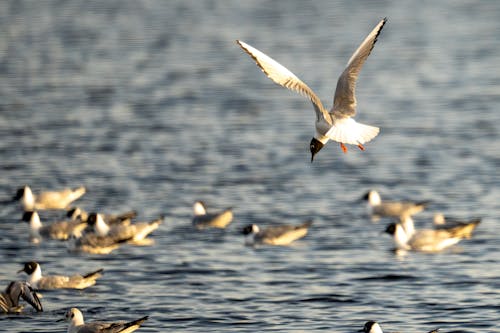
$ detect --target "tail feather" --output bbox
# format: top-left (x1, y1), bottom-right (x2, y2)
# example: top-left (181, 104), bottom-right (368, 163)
top-left (82, 268), bottom-right (104, 279)
top-left (327, 119), bottom-right (379, 145)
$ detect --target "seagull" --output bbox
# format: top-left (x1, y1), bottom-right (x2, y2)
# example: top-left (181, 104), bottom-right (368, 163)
top-left (362, 189), bottom-right (429, 221)
top-left (67, 207), bottom-right (137, 226)
top-left (22, 211), bottom-right (88, 243)
top-left (62, 307), bottom-right (148, 333)
top-left (384, 217), bottom-right (480, 253)
top-left (236, 18), bottom-right (386, 161)
top-left (0, 281), bottom-right (43, 313)
top-left (67, 233), bottom-right (130, 255)
top-left (18, 261), bottom-right (103, 290)
top-left (13, 185), bottom-right (86, 211)
top-left (87, 213), bottom-right (163, 246)
top-left (192, 201), bottom-right (233, 229)
top-left (242, 221), bottom-right (312, 246)
top-left (359, 321), bottom-right (439, 333)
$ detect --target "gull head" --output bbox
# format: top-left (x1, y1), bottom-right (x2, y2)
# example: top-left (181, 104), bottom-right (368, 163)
top-left (309, 138), bottom-right (324, 162)
top-left (359, 321), bottom-right (384, 333)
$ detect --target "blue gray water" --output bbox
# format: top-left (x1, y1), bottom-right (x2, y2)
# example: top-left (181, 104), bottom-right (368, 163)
top-left (0, 1), bottom-right (499, 332)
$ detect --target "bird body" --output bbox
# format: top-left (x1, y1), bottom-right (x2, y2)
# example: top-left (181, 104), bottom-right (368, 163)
top-left (23, 211), bottom-right (87, 243)
top-left (18, 261), bottom-right (103, 290)
top-left (192, 201), bottom-right (233, 229)
top-left (242, 221), bottom-right (312, 246)
top-left (363, 190), bottom-right (429, 220)
top-left (13, 185), bottom-right (86, 211)
top-left (64, 307), bottom-right (148, 333)
top-left (237, 18), bottom-right (386, 161)
top-left (385, 218), bottom-right (480, 253)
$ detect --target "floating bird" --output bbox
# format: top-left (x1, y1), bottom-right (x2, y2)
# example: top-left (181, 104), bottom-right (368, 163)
top-left (385, 218), bottom-right (480, 253)
top-left (362, 189), bottom-right (429, 221)
top-left (67, 207), bottom-right (137, 226)
top-left (62, 307), bottom-right (148, 333)
top-left (18, 261), bottom-right (103, 290)
top-left (13, 185), bottom-right (86, 211)
top-left (22, 211), bottom-right (87, 243)
top-left (237, 18), bottom-right (387, 161)
top-left (359, 321), bottom-right (439, 333)
top-left (192, 201), bottom-right (233, 229)
top-left (87, 213), bottom-right (163, 246)
top-left (242, 221), bottom-right (312, 246)
top-left (0, 281), bottom-right (43, 313)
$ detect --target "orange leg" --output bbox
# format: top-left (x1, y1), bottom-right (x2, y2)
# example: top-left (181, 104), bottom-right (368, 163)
top-left (340, 143), bottom-right (348, 154)
top-left (357, 144), bottom-right (365, 151)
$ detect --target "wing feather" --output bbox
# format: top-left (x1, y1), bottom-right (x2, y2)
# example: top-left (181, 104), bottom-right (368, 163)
top-left (237, 40), bottom-right (329, 122)
top-left (332, 18), bottom-right (387, 118)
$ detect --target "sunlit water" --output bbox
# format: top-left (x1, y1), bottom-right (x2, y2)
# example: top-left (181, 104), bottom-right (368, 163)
top-left (0, 1), bottom-right (499, 332)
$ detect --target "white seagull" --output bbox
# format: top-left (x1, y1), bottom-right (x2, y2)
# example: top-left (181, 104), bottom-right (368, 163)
top-left (242, 221), bottom-right (312, 246)
top-left (18, 261), bottom-right (103, 290)
top-left (62, 307), bottom-right (148, 333)
top-left (192, 201), bottom-right (233, 229)
top-left (13, 185), bottom-right (86, 211)
top-left (237, 18), bottom-right (386, 161)
top-left (362, 189), bottom-right (429, 221)
top-left (87, 213), bottom-right (163, 246)
top-left (384, 217), bottom-right (480, 253)
top-left (22, 211), bottom-right (88, 243)
top-left (0, 280), bottom-right (43, 313)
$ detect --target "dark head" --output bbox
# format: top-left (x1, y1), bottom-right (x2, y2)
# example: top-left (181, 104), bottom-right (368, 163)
top-left (66, 207), bottom-right (78, 219)
top-left (241, 224), bottom-right (257, 235)
top-left (384, 223), bottom-right (397, 235)
top-left (12, 187), bottom-right (25, 201)
top-left (361, 191), bottom-right (371, 201)
top-left (87, 213), bottom-right (98, 226)
top-left (359, 321), bottom-right (379, 333)
top-left (18, 261), bottom-right (38, 274)
top-left (309, 138), bottom-right (324, 162)
top-left (22, 211), bottom-right (35, 222)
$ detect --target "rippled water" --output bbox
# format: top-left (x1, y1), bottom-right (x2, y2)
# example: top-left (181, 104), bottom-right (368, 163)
top-left (1, 1), bottom-right (499, 332)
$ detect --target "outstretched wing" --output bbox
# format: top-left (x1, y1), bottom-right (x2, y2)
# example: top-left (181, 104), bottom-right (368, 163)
top-left (237, 40), bottom-right (329, 123)
top-left (332, 18), bottom-right (387, 118)
top-left (18, 282), bottom-right (43, 312)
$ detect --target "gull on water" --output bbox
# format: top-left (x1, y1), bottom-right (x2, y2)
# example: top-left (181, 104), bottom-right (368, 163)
top-left (385, 216), bottom-right (480, 253)
top-left (13, 185), bottom-right (86, 211)
top-left (359, 321), bottom-right (439, 333)
top-left (0, 280), bottom-right (43, 313)
top-left (433, 213), bottom-right (482, 237)
top-left (87, 213), bottom-right (163, 246)
top-left (67, 207), bottom-right (137, 226)
top-left (362, 189), bottom-right (429, 221)
top-left (18, 261), bottom-right (103, 290)
top-left (22, 211), bottom-right (87, 243)
top-left (62, 307), bottom-right (148, 333)
top-left (237, 18), bottom-right (387, 161)
top-left (192, 201), bottom-right (233, 229)
top-left (242, 221), bottom-right (313, 246)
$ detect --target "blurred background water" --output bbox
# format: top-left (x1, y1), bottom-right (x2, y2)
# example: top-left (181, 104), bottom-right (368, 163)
top-left (0, 0), bottom-right (499, 332)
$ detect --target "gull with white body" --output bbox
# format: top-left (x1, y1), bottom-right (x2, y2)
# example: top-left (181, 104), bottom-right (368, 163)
top-left (0, 280), bottom-right (43, 313)
top-left (62, 307), bottom-right (148, 333)
top-left (18, 261), bottom-right (103, 290)
top-left (242, 221), bottom-right (312, 246)
top-left (385, 216), bottom-right (480, 253)
top-left (22, 211), bottom-right (87, 243)
top-left (13, 185), bottom-right (86, 211)
top-left (237, 18), bottom-right (387, 161)
top-left (87, 213), bottom-right (163, 246)
top-left (362, 189), bottom-right (429, 221)
top-left (192, 201), bottom-right (233, 229)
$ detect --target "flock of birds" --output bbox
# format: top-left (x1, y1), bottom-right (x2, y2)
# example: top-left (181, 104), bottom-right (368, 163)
top-left (1, 17), bottom-right (483, 333)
